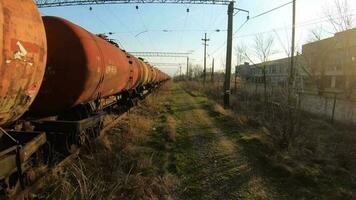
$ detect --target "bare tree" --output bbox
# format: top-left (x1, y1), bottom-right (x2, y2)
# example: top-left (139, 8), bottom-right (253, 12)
top-left (190, 64), bottom-right (203, 80)
top-left (324, 0), bottom-right (354, 33)
top-left (307, 25), bottom-right (326, 43)
top-left (235, 43), bottom-right (247, 66)
top-left (253, 34), bottom-right (276, 105)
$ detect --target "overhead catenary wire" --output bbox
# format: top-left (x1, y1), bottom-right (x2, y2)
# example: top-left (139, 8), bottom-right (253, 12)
top-left (249, 1), bottom-right (293, 20)
top-left (210, 0), bottom-right (295, 56)
top-left (211, 1), bottom-right (356, 57)
top-left (234, 11), bottom-right (356, 40)
top-left (210, 18), bottom-right (249, 55)
top-left (177, 6), bottom-right (190, 51)
top-left (89, 7), bottom-right (127, 49)
top-left (105, 5), bottom-right (145, 50)
top-left (135, 5), bottom-right (159, 51)
top-left (105, 28), bottom-right (226, 34)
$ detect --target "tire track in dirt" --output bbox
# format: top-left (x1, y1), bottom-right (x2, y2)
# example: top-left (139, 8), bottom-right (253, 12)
top-left (168, 84), bottom-right (281, 199)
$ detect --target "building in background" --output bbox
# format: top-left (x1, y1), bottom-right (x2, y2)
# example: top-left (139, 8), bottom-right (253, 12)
top-left (236, 55), bottom-right (308, 90)
top-left (237, 28), bottom-right (356, 94)
top-left (302, 28), bottom-right (356, 94)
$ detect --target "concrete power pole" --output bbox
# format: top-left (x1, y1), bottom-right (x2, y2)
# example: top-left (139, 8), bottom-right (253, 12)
top-left (186, 57), bottom-right (189, 80)
top-left (223, 1), bottom-right (234, 108)
top-left (289, 0), bottom-right (296, 99)
top-left (179, 65), bottom-right (182, 79)
top-left (211, 58), bottom-right (215, 82)
top-left (234, 65), bottom-right (238, 94)
top-left (202, 33), bottom-right (210, 85)
top-left (288, 0), bottom-right (296, 134)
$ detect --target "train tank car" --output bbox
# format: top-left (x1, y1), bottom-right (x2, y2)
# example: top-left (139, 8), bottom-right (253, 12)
top-left (0, 0), bottom-right (47, 125)
top-left (30, 16), bottom-right (135, 116)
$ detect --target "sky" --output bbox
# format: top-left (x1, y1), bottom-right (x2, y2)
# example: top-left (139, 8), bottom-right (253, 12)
top-left (39, 0), bottom-right (356, 76)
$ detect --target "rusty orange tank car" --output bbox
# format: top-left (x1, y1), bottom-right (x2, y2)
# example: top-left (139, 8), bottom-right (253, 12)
top-left (30, 16), bottom-right (133, 115)
top-left (30, 16), bottom-right (169, 116)
top-left (0, 0), bottom-right (47, 125)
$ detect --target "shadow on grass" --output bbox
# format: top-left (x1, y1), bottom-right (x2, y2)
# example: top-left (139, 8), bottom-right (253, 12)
top-left (202, 98), bottom-right (355, 199)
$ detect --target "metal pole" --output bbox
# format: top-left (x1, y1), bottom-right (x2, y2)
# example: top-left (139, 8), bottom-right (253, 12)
top-left (287, 0), bottom-right (296, 134)
top-left (186, 56), bottom-right (189, 80)
top-left (289, 0), bottom-right (296, 99)
top-left (224, 1), bottom-right (234, 108)
top-left (211, 58), bottom-right (215, 82)
top-left (180, 66), bottom-right (182, 79)
top-left (234, 65), bottom-right (237, 94)
top-left (202, 33), bottom-right (209, 85)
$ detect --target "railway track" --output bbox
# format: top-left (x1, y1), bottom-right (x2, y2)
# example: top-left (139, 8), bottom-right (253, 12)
top-left (13, 111), bottom-right (129, 200)
top-left (0, 1), bottom-right (170, 198)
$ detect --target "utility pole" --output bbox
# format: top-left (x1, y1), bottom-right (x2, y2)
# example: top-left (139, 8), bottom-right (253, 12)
top-left (288, 0), bottom-right (296, 135)
top-left (234, 65), bottom-right (238, 94)
top-left (202, 33), bottom-right (210, 85)
top-left (223, 1), bottom-right (234, 108)
top-left (211, 58), bottom-right (215, 82)
top-left (289, 0), bottom-right (296, 99)
top-left (179, 65), bottom-right (182, 79)
top-left (186, 57), bottom-right (189, 80)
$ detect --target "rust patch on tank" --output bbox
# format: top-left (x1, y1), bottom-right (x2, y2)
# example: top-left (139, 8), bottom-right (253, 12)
top-left (0, 0), bottom-right (47, 126)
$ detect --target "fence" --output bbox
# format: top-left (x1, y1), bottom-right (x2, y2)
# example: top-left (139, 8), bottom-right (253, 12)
top-left (239, 83), bottom-right (356, 124)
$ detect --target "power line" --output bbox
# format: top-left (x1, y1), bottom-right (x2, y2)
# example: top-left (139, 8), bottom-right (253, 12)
top-left (233, 11), bottom-right (356, 40)
top-left (210, 0), bottom-right (295, 56)
top-left (177, 7), bottom-right (190, 51)
top-left (105, 28), bottom-right (226, 34)
top-left (211, 5), bottom-right (356, 57)
top-left (211, 18), bottom-right (248, 55)
top-left (249, 1), bottom-right (293, 20)
top-left (105, 5), bottom-right (145, 50)
top-left (135, 5), bottom-right (158, 51)
top-left (89, 7), bottom-right (127, 49)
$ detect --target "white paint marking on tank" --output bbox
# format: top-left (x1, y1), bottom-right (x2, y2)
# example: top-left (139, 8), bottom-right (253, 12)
top-left (14, 41), bottom-right (28, 60)
top-left (105, 65), bottom-right (117, 75)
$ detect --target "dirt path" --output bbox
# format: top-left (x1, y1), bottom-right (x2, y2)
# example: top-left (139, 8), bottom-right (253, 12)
top-left (165, 84), bottom-right (286, 199)
top-left (37, 83), bottom-right (352, 199)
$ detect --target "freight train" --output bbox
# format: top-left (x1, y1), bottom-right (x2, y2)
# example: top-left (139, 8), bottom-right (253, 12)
top-left (0, 0), bottom-right (169, 196)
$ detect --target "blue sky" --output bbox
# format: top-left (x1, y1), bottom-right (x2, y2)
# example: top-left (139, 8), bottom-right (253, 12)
top-left (39, 0), bottom-right (356, 76)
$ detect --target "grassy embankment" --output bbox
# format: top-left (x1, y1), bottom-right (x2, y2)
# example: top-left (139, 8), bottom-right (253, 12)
top-left (39, 83), bottom-right (178, 199)
top-left (181, 80), bottom-right (356, 199)
top-left (39, 81), bottom-right (355, 199)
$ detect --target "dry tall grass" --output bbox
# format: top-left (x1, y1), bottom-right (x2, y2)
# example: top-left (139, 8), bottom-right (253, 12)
top-left (182, 80), bottom-right (356, 197)
top-left (39, 82), bottom-right (179, 200)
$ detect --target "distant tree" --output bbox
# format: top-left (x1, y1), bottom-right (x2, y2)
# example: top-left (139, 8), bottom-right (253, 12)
top-left (191, 64), bottom-right (203, 80)
top-left (307, 25), bottom-right (326, 43)
top-left (323, 0), bottom-right (354, 33)
top-left (253, 34), bottom-right (276, 105)
top-left (273, 29), bottom-right (300, 58)
top-left (235, 43), bottom-right (247, 66)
